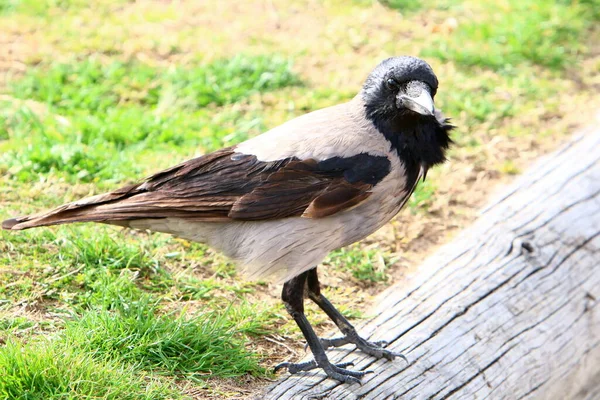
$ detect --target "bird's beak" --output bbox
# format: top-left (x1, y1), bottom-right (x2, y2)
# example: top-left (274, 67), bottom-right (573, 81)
top-left (397, 88), bottom-right (435, 116)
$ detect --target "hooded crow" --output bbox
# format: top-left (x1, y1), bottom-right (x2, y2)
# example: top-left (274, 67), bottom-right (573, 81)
top-left (2, 56), bottom-right (453, 383)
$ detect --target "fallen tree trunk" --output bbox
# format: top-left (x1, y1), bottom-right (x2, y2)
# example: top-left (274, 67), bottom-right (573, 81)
top-left (262, 121), bottom-right (600, 399)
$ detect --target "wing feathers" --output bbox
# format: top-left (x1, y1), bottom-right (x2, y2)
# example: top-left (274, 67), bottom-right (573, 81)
top-left (3, 148), bottom-right (391, 230)
top-left (303, 183), bottom-right (372, 218)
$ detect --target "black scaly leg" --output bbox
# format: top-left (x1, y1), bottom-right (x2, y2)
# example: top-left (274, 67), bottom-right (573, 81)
top-left (306, 268), bottom-right (406, 362)
top-left (274, 271), bottom-right (368, 383)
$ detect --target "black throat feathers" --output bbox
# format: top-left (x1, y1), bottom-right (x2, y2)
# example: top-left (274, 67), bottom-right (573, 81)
top-left (364, 105), bottom-right (453, 188)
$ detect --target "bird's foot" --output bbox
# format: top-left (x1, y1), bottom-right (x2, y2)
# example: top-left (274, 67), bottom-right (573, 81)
top-left (274, 359), bottom-right (371, 384)
top-left (320, 333), bottom-right (407, 362)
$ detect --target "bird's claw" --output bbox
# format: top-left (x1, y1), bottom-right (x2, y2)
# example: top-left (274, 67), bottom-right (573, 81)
top-left (320, 334), bottom-right (407, 363)
top-left (275, 359), bottom-right (371, 384)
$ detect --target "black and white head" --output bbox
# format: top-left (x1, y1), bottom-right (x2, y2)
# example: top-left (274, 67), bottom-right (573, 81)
top-left (361, 56), bottom-right (452, 171)
top-left (361, 56), bottom-right (439, 126)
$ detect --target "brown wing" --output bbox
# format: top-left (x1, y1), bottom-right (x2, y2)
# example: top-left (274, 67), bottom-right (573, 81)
top-left (2, 148), bottom-right (391, 230)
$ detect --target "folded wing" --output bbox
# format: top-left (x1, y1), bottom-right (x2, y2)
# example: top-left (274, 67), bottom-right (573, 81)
top-left (2, 148), bottom-right (391, 230)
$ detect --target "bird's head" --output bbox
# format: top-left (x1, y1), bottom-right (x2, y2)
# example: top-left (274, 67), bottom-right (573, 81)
top-left (361, 56), bottom-right (438, 124)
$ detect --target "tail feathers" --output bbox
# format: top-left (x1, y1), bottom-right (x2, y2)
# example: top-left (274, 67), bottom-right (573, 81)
top-left (3, 208), bottom-right (118, 231)
top-left (2, 218), bottom-right (21, 230)
top-left (2, 182), bottom-right (231, 231)
top-left (2, 185), bottom-right (139, 231)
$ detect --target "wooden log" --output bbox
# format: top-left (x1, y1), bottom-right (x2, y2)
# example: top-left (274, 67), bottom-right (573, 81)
top-left (262, 121), bottom-right (600, 399)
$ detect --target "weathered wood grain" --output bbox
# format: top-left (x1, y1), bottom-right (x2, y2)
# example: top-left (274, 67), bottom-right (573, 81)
top-left (262, 121), bottom-right (600, 399)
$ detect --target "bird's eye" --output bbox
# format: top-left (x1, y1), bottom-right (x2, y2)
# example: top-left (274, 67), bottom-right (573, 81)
top-left (386, 78), bottom-right (399, 90)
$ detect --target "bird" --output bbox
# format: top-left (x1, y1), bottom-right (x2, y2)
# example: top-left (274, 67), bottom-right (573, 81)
top-left (2, 56), bottom-right (453, 383)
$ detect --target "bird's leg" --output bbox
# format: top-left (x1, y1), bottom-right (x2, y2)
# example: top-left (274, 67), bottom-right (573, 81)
top-left (274, 271), bottom-right (369, 383)
top-left (306, 268), bottom-right (406, 362)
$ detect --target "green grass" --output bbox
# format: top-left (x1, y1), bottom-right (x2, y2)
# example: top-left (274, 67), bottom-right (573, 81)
top-left (64, 298), bottom-right (266, 380)
top-left (0, 0), bottom-right (599, 397)
top-left (0, 339), bottom-right (181, 399)
top-left (0, 255), bottom-right (271, 397)
top-left (0, 226), bottom-right (276, 318)
top-left (422, 0), bottom-right (597, 70)
top-left (0, 0), bottom-right (134, 16)
top-left (1, 55), bottom-right (294, 185)
top-left (409, 179), bottom-right (437, 212)
top-left (378, 0), bottom-right (463, 12)
top-left (325, 245), bottom-right (397, 283)
top-left (0, 0), bottom-right (24, 14)
top-left (12, 56), bottom-right (299, 112)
